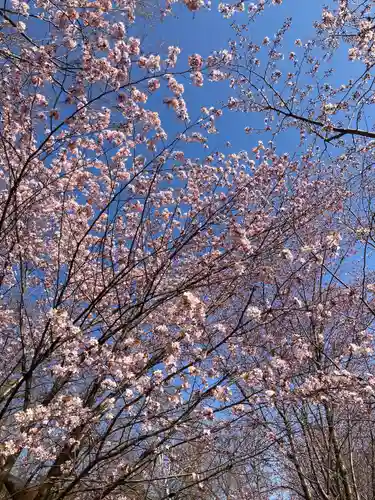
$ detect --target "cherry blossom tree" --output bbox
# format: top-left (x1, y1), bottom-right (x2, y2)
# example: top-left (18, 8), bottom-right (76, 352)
top-left (213, 1), bottom-right (375, 498)
top-left (1, 0), bottom-right (375, 499)
top-left (222, 0), bottom-right (375, 143)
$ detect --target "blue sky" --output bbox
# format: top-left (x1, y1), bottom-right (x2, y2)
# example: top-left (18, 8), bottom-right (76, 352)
top-left (133, 0), bottom-right (356, 156)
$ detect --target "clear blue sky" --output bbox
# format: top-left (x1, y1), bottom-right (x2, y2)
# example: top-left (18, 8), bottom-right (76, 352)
top-left (133, 0), bottom-right (356, 156)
